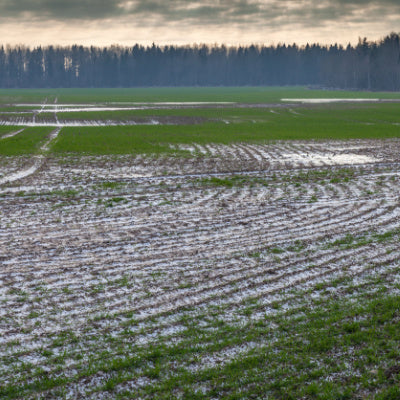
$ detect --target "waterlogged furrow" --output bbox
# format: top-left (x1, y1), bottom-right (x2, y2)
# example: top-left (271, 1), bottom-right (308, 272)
top-left (0, 205), bottom-right (400, 330)
top-left (1, 204), bottom-right (397, 288)
top-left (1, 139), bottom-right (400, 398)
top-left (2, 242), bottom-right (399, 386)
top-left (3, 259), bottom-right (399, 394)
top-left (171, 140), bottom-right (382, 171)
top-left (1, 182), bottom-right (398, 282)
top-left (0, 195), bottom-right (390, 279)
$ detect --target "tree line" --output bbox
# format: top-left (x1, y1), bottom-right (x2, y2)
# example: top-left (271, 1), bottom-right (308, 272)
top-left (0, 33), bottom-right (399, 90)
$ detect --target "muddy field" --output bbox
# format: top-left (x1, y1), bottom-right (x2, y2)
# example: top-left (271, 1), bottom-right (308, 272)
top-left (1, 136), bottom-right (400, 398)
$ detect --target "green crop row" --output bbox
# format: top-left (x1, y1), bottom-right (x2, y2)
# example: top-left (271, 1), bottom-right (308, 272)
top-left (0, 127), bottom-right (54, 156)
top-left (1, 87), bottom-right (400, 104)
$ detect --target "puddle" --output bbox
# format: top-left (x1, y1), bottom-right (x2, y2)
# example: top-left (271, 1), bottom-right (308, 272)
top-left (174, 144), bottom-right (380, 167)
top-left (14, 102), bottom-right (235, 113)
top-left (36, 107), bottom-right (146, 113)
top-left (281, 152), bottom-right (377, 165)
top-left (281, 98), bottom-right (380, 104)
top-left (0, 120), bottom-right (162, 127)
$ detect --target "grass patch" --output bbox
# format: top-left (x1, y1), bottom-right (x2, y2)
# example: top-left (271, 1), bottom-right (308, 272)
top-left (53, 101), bottom-right (400, 123)
top-left (95, 181), bottom-right (128, 190)
top-left (51, 103), bottom-right (400, 155)
top-left (325, 227), bottom-right (400, 250)
top-left (0, 126), bottom-right (21, 138)
top-left (0, 127), bottom-right (54, 155)
top-left (0, 88), bottom-right (399, 156)
top-left (138, 293), bottom-right (400, 399)
top-left (1, 87), bottom-right (400, 104)
top-left (2, 291), bottom-right (399, 399)
top-left (197, 175), bottom-right (269, 188)
top-left (281, 168), bottom-right (358, 184)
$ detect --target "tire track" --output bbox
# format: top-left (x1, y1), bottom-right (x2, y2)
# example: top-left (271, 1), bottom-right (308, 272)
top-left (0, 127), bottom-right (61, 185)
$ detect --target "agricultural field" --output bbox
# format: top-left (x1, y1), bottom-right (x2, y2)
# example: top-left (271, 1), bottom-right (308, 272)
top-left (1, 87), bottom-right (400, 399)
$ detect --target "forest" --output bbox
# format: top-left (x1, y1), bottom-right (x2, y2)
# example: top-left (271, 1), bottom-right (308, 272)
top-left (0, 32), bottom-right (399, 90)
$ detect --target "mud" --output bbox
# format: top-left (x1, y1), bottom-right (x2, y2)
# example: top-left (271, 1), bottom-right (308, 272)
top-left (1, 138), bottom-right (400, 396)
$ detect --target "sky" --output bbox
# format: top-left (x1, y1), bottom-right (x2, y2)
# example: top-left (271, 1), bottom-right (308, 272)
top-left (0, 0), bottom-right (398, 47)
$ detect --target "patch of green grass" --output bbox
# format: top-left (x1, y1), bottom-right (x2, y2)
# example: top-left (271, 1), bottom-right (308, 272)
top-left (47, 189), bottom-right (80, 197)
top-left (3, 283), bottom-right (399, 400)
top-left (52, 104), bottom-right (400, 155)
top-left (0, 126), bottom-right (21, 138)
top-left (269, 247), bottom-right (285, 254)
top-left (286, 240), bottom-right (307, 252)
top-left (0, 127), bottom-right (53, 155)
top-left (197, 175), bottom-right (268, 188)
top-left (95, 181), bottom-right (128, 190)
top-left (11, 189), bottom-right (81, 200)
top-left (0, 88), bottom-right (399, 156)
top-left (282, 168), bottom-right (358, 184)
top-left (51, 99), bottom-right (400, 126)
top-left (325, 227), bottom-right (400, 250)
top-left (1, 87), bottom-right (399, 105)
top-left (114, 275), bottom-right (132, 288)
top-left (103, 197), bottom-right (129, 207)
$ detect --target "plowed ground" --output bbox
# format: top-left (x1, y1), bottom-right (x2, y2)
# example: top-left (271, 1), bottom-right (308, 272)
top-left (1, 139), bottom-right (400, 399)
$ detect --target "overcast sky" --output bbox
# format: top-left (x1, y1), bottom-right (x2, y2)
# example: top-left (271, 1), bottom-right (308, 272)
top-left (0, 0), bottom-right (398, 47)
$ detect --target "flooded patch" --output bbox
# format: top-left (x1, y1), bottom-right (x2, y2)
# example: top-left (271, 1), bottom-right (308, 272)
top-left (173, 142), bottom-right (381, 167)
top-left (14, 102), bottom-right (235, 112)
top-left (280, 152), bottom-right (377, 165)
top-left (0, 120), bottom-right (163, 127)
top-left (282, 98), bottom-right (381, 103)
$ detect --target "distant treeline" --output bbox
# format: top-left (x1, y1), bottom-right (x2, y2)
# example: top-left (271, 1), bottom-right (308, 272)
top-left (0, 33), bottom-right (399, 90)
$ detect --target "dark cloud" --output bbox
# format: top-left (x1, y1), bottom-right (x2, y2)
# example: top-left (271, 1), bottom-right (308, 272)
top-left (0, 0), bottom-right (123, 20)
top-left (0, 0), bottom-right (399, 29)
